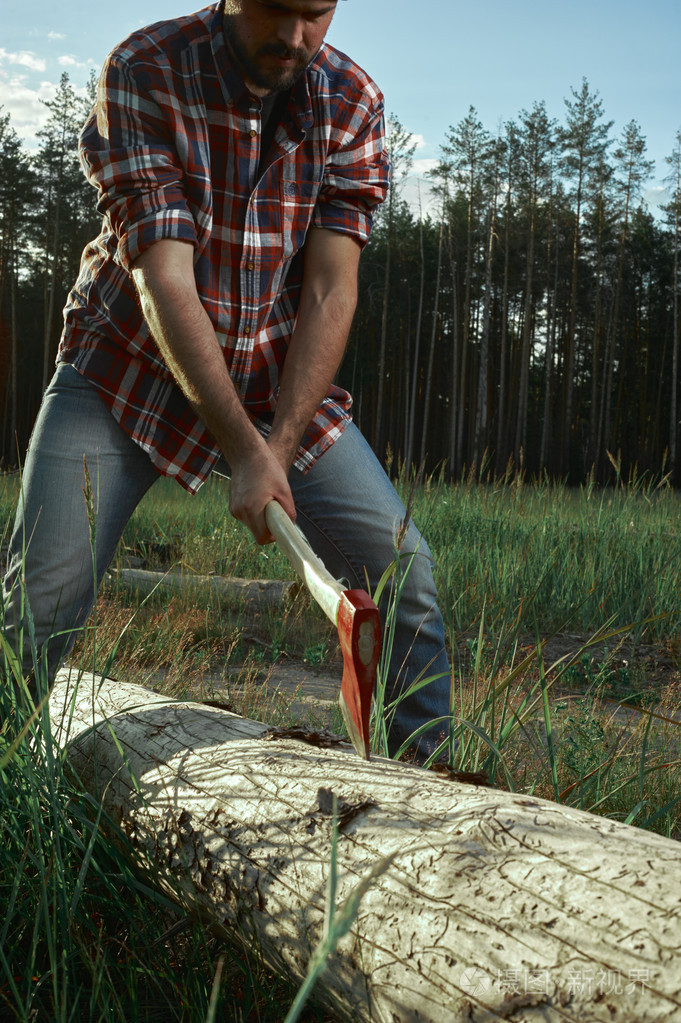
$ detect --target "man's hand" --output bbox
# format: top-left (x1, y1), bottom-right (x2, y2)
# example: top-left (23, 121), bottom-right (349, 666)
top-left (228, 442), bottom-right (295, 545)
top-left (131, 230), bottom-right (360, 546)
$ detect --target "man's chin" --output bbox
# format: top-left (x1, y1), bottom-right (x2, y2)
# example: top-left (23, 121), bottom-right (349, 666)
top-left (250, 62), bottom-right (307, 94)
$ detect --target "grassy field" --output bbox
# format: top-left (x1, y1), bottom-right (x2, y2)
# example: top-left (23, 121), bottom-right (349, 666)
top-left (1, 466), bottom-right (680, 1022)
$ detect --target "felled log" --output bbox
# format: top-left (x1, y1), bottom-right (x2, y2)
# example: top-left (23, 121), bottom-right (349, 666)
top-left (110, 567), bottom-right (294, 606)
top-left (50, 669), bottom-right (681, 1023)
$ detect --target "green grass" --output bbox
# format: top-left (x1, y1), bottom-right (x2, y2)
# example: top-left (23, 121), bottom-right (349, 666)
top-left (395, 464), bottom-right (681, 644)
top-left (4, 465), bottom-right (681, 644)
top-left (0, 652), bottom-right (336, 1022)
top-left (118, 474), bottom-right (292, 580)
top-left (2, 465), bottom-right (681, 1021)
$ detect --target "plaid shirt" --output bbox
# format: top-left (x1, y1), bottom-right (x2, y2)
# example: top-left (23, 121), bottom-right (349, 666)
top-left (58, 3), bottom-right (388, 492)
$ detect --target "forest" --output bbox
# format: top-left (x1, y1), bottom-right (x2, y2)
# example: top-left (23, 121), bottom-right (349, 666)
top-left (1, 72), bottom-right (680, 484)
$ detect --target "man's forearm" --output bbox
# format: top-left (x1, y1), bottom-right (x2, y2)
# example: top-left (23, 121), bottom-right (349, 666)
top-left (268, 228), bottom-right (361, 468)
top-left (132, 244), bottom-right (261, 467)
top-left (269, 287), bottom-right (357, 468)
top-left (131, 239), bottom-right (295, 542)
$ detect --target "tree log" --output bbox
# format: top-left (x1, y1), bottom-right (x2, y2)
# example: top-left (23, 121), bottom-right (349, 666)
top-left (110, 567), bottom-right (295, 606)
top-left (50, 669), bottom-right (681, 1023)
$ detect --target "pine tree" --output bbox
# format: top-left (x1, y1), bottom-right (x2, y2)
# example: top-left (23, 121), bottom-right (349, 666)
top-left (599, 121), bottom-right (654, 466)
top-left (558, 79), bottom-right (613, 476)
top-left (514, 102), bottom-right (556, 463)
top-left (441, 107), bottom-right (493, 471)
top-left (373, 115), bottom-right (416, 457)
top-left (33, 72), bottom-right (97, 393)
top-left (663, 130), bottom-right (681, 479)
top-left (0, 108), bottom-right (37, 463)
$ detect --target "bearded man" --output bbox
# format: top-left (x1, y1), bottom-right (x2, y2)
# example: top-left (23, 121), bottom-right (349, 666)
top-left (3, 0), bottom-right (451, 760)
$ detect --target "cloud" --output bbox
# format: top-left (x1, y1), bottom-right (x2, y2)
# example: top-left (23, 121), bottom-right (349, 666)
top-left (645, 185), bottom-right (670, 211)
top-left (400, 172), bottom-right (440, 218)
top-left (0, 70), bottom-right (92, 148)
top-left (48, 32), bottom-right (66, 41)
top-left (413, 157), bottom-right (439, 176)
top-left (0, 48), bottom-right (46, 73)
top-left (0, 75), bottom-right (53, 144)
top-left (58, 54), bottom-right (97, 71)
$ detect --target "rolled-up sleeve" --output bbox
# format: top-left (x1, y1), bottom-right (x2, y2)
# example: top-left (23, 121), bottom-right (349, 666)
top-left (313, 80), bottom-right (390, 246)
top-left (79, 54), bottom-right (200, 270)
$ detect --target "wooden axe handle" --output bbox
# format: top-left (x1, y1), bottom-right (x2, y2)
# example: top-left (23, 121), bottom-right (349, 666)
top-left (264, 500), bottom-right (344, 624)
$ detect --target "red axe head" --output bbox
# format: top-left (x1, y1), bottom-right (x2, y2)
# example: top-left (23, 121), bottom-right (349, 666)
top-left (337, 590), bottom-right (381, 760)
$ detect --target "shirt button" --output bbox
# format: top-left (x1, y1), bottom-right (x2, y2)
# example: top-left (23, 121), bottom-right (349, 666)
top-left (249, 129), bottom-right (257, 138)
top-left (243, 326), bottom-right (251, 336)
top-left (247, 262), bottom-right (255, 271)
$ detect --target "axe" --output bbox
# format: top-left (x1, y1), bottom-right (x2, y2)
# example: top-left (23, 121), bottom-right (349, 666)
top-left (264, 500), bottom-right (381, 759)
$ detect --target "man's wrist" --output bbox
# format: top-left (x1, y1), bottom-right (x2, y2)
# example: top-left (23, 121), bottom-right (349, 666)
top-left (221, 423), bottom-right (268, 471)
top-left (267, 427), bottom-right (300, 473)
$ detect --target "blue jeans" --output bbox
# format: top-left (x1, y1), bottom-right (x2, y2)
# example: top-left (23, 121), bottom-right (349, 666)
top-left (3, 365), bottom-right (452, 757)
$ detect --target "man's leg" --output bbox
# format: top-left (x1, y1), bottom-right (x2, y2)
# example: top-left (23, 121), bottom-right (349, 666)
top-left (288, 423), bottom-right (452, 759)
top-left (2, 364), bottom-right (159, 686)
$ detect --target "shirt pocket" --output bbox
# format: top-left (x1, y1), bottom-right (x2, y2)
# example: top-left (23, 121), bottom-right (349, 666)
top-left (280, 178), bottom-right (321, 259)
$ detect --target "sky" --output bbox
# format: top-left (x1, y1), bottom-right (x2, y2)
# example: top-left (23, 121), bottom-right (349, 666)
top-left (1, 0), bottom-right (680, 215)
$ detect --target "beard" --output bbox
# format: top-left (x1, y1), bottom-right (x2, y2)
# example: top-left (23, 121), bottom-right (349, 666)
top-left (223, 15), bottom-right (312, 93)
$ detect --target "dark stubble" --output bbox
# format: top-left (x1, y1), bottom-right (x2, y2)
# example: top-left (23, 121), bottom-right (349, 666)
top-left (223, 14), bottom-right (312, 93)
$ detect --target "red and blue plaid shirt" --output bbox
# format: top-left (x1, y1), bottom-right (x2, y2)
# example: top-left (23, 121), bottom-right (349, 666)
top-left (58, 3), bottom-right (389, 492)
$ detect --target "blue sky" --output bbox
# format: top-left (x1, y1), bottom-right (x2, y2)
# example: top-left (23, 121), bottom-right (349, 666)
top-left (1, 0), bottom-right (679, 213)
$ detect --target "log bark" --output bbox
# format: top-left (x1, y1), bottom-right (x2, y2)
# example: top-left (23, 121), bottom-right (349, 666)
top-left (50, 669), bottom-right (681, 1023)
top-left (110, 567), bottom-right (294, 606)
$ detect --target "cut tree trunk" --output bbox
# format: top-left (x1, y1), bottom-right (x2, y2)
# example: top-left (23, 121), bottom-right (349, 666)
top-left (111, 567), bottom-right (295, 607)
top-left (50, 669), bottom-right (681, 1023)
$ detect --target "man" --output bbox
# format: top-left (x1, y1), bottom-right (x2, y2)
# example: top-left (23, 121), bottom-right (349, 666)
top-left (2, 0), bottom-right (451, 759)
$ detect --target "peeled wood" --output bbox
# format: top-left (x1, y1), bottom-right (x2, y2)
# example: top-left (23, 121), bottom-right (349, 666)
top-left (50, 670), bottom-right (681, 1023)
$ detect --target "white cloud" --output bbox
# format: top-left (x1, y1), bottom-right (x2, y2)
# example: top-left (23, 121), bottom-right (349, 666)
top-left (409, 133), bottom-right (428, 151)
top-left (413, 157), bottom-right (439, 176)
top-left (0, 75), bottom-right (53, 144)
top-left (0, 70), bottom-right (92, 148)
top-left (58, 54), bottom-right (97, 71)
top-left (48, 32), bottom-right (66, 41)
top-left (645, 185), bottom-right (670, 213)
top-left (0, 48), bottom-right (46, 73)
top-left (401, 172), bottom-right (439, 218)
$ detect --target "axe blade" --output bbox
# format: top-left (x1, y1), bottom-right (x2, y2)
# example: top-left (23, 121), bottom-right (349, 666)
top-left (264, 500), bottom-right (381, 758)
top-left (337, 590), bottom-right (381, 760)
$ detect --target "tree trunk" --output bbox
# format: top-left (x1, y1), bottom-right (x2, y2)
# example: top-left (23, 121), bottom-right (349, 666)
top-left (587, 194), bottom-right (605, 471)
top-left (50, 670), bottom-right (681, 1023)
top-left (448, 241), bottom-right (459, 476)
top-left (111, 567), bottom-right (294, 607)
top-left (540, 218), bottom-right (558, 473)
top-left (405, 211), bottom-right (425, 471)
top-left (515, 210), bottom-right (535, 464)
top-left (41, 163), bottom-right (63, 394)
top-left (495, 214), bottom-right (511, 476)
top-left (419, 214), bottom-right (444, 467)
top-left (473, 206), bottom-right (494, 468)
top-left (374, 225), bottom-right (392, 454)
top-left (562, 199), bottom-right (581, 477)
top-left (669, 143), bottom-right (680, 478)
